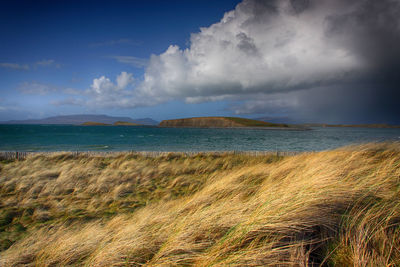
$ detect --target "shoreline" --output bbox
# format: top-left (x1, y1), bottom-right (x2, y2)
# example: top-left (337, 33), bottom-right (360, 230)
top-left (0, 150), bottom-right (306, 160)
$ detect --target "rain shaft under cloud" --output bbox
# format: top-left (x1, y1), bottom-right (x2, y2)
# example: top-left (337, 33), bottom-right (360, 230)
top-left (75, 0), bottom-right (400, 123)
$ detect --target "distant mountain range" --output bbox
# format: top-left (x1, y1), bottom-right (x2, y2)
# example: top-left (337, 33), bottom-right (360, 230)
top-left (0, 114), bottom-right (159, 126)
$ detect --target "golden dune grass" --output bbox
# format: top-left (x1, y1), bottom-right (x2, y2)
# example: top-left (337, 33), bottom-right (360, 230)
top-left (0, 143), bottom-right (399, 266)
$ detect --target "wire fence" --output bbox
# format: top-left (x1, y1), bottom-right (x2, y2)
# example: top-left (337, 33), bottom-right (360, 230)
top-left (0, 150), bottom-right (307, 161)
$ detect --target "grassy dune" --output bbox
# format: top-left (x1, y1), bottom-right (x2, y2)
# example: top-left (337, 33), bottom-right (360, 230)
top-left (0, 144), bottom-right (399, 266)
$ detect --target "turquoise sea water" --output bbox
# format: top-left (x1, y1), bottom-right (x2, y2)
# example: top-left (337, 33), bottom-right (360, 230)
top-left (0, 125), bottom-right (399, 152)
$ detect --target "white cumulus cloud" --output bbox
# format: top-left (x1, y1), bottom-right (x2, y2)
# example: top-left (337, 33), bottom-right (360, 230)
top-left (116, 72), bottom-right (134, 90)
top-left (90, 72), bottom-right (134, 94)
top-left (59, 0), bottom-right (400, 123)
top-left (135, 0), bottom-right (364, 104)
top-left (87, 71), bottom-right (138, 108)
top-left (91, 76), bottom-right (115, 94)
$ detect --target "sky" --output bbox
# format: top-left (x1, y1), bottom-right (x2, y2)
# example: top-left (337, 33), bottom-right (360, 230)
top-left (1, 0), bottom-right (400, 124)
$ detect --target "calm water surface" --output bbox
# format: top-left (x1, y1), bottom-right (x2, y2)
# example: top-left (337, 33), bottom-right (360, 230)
top-left (0, 125), bottom-right (399, 152)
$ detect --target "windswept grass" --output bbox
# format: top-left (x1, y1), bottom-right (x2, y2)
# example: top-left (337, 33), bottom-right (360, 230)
top-left (0, 143), bottom-right (399, 266)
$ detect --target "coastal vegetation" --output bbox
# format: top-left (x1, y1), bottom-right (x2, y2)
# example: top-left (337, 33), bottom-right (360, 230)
top-left (81, 121), bottom-right (111, 126)
top-left (113, 121), bottom-right (140, 126)
top-left (0, 143), bottom-right (400, 266)
top-left (159, 116), bottom-right (289, 128)
top-left (81, 121), bottom-right (140, 126)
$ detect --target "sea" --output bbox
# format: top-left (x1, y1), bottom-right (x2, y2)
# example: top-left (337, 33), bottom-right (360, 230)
top-left (0, 125), bottom-right (399, 152)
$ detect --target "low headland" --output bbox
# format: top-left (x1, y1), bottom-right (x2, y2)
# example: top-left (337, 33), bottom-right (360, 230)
top-left (2, 114), bottom-right (398, 129)
top-left (81, 121), bottom-right (140, 126)
top-left (159, 116), bottom-right (296, 129)
top-left (113, 121), bottom-right (140, 126)
top-left (81, 121), bottom-right (111, 126)
top-left (1, 143), bottom-right (399, 266)
top-left (83, 116), bottom-right (306, 130)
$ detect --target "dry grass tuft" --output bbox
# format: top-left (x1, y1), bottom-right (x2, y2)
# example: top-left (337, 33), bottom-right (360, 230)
top-left (1, 143), bottom-right (400, 266)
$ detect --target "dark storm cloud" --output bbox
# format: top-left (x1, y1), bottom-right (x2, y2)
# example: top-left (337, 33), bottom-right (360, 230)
top-left (289, 0), bottom-right (310, 14)
top-left (325, 0), bottom-right (400, 70)
top-left (229, 0), bottom-right (400, 123)
top-left (321, 0), bottom-right (400, 123)
top-left (78, 0), bottom-right (400, 123)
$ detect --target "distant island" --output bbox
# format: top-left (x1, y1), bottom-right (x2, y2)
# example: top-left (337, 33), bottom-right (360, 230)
top-left (2, 114), bottom-right (398, 128)
top-left (159, 117), bottom-right (293, 128)
top-left (0, 114), bottom-right (158, 126)
top-left (81, 121), bottom-right (140, 126)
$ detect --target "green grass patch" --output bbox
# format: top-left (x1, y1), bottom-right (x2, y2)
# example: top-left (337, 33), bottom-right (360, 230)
top-left (226, 117), bottom-right (289, 127)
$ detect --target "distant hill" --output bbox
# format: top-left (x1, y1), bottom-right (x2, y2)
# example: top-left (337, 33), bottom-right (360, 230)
top-left (159, 117), bottom-right (289, 128)
top-left (1, 115), bottom-right (158, 126)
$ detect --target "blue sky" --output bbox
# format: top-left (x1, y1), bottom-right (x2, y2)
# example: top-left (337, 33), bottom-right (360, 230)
top-left (0, 0), bottom-right (241, 121)
top-left (1, 0), bottom-right (399, 123)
